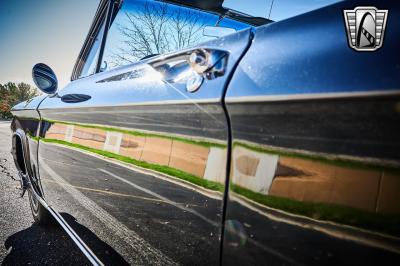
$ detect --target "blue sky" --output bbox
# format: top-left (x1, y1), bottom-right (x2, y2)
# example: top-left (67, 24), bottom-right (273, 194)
top-left (0, 0), bottom-right (98, 88)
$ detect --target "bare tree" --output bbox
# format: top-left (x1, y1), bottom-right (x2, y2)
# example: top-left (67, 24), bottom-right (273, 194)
top-left (109, 1), bottom-right (208, 66)
top-left (169, 7), bottom-right (206, 50)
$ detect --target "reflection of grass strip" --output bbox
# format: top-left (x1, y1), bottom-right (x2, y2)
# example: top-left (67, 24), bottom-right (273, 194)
top-left (44, 119), bottom-right (226, 149)
top-left (231, 183), bottom-right (400, 237)
top-left (41, 138), bottom-right (224, 192)
top-left (234, 141), bottom-right (400, 173)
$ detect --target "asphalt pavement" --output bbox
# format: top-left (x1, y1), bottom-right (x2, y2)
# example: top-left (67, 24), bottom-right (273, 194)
top-left (0, 122), bottom-right (88, 265)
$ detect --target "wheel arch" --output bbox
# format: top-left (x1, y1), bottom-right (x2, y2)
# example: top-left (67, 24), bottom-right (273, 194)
top-left (11, 128), bottom-right (31, 177)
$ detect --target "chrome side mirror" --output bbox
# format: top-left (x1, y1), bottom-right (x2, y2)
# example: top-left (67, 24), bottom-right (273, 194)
top-left (32, 63), bottom-right (58, 95)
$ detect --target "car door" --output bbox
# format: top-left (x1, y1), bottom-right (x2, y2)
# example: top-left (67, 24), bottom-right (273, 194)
top-left (222, 1), bottom-right (400, 265)
top-left (36, 0), bottom-right (253, 264)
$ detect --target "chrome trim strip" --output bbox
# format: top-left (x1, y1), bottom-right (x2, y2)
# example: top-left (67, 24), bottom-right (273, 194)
top-left (38, 120), bottom-right (227, 146)
top-left (39, 98), bottom-right (221, 110)
top-left (225, 90), bottom-right (400, 103)
top-left (29, 189), bottom-right (104, 266)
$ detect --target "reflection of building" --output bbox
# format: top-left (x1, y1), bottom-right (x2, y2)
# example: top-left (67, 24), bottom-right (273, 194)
top-left (45, 122), bottom-right (227, 182)
top-left (45, 122), bottom-right (400, 215)
top-left (272, 157), bottom-right (400, 214)
top-left (231, 142), bottom-right (400, 214)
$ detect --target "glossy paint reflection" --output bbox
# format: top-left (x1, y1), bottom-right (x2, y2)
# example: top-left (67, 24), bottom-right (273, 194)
top-left (222, 1), bottom-right (400, 264)
top-left (36, 21), bottom-right (252, 263)
top-left (10, 106), bottom-right (43, 193)
top-left (38, 112), bottom-right (227, 264)
top-left (41, 120), bottom-right (227, 185)
top-left (39, 141), bottom-right (222, 264)
top-left (222, 99), bottom-right (400, 265)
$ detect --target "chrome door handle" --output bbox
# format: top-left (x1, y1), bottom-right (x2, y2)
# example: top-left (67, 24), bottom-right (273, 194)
top-left (150, 48), bottom-right (229, 93)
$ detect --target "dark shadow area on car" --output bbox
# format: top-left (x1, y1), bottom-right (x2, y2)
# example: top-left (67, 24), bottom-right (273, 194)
top-left (3, 213), bottom-right (128, 265)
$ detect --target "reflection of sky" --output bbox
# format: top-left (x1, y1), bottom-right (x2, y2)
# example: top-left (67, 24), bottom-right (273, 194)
top-left (223, 0), bottom-right (342, 21)
top-left (102, 0), bottom-right (250, 70)
top-left (103, 0), bottom-right (215, 68)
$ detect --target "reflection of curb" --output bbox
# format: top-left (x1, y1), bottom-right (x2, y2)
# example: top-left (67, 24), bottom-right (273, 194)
top-left (41, 140), bottom-right (222, 200)
top-left (230, 191), bottom-right (400, 255)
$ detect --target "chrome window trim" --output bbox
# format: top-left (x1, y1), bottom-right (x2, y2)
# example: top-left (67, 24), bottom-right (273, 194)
top-left (95, 0), bottom-right (117, 74)
top-left (71, 0), bottom-right (112, 81)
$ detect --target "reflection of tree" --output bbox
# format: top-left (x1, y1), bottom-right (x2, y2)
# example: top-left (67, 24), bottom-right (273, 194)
top-left (111, 1), bottom-right (208, 66)
top-left (0, 82), bottom-right (39, 119)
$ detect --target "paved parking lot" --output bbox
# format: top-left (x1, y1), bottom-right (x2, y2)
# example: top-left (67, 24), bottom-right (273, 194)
top-left (0, 122), bottom-right (88, 265)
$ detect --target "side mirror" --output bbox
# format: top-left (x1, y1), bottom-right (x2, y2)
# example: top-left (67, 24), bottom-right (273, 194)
top-left (203, 26), bottom-right (236, 38)
top-left (32, 63), bottom-right (58, 95)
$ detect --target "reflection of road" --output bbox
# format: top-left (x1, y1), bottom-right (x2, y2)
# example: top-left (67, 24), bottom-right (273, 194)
top-left (39, 142), bottom-right (222, 265)
top-left (41, 141), bottom-right (400, 265)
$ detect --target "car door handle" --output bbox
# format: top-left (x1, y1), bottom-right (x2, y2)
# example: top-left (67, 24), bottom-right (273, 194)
top-left (61, 94), bottom-right (91, 103)
top-left (151, 48), bottom-right (229, 92)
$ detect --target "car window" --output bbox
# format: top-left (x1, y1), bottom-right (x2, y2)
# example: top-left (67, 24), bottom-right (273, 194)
top-left (79, 21), bottom-right (105, 78)
top-left (223, 0), bottom-right (342, 21)
top-left (100, 0), bottom-right (249, 72)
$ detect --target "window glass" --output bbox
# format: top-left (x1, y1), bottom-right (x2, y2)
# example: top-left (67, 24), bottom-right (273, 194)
top-left (223, 0), bottom-right (342, 21)
top-left (79, 21), bottom-right (105, 78)
top-left (101, 0), bottom-right (249, 72)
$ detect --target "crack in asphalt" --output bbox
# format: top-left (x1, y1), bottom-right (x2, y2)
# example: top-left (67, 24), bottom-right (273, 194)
top-left (0, 123), bottom-right (89, 265)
